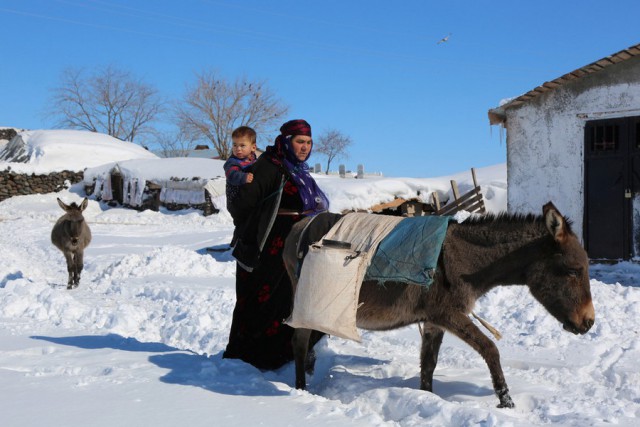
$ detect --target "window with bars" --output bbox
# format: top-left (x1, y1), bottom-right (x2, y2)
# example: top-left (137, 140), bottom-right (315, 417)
top-left (588, 124), bottom-right (619, 152)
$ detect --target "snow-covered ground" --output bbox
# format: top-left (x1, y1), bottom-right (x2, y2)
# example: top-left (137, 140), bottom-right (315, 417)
top-left (1, 177), bottom-right (639, 426)
top-left (0, 130), bottom-right (638, 426)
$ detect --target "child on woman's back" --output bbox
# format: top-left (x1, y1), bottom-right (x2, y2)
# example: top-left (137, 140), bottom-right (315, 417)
top-left (224, 126), bottom-right (257, 233)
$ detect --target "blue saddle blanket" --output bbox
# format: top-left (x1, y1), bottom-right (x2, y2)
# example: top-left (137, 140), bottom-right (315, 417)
top-left (364, 215), bottom-right (451, 287)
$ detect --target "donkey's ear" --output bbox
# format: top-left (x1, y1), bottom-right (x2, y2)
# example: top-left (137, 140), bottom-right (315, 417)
top-left (80, 198), bottom-right (89, 211)
top-left (543, 202), bottom-right (567, 243)
top-left (57, 198), bottom-right (69, 211)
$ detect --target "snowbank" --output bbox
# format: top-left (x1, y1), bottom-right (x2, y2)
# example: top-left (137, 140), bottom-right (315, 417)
top-left (0, 129), bottom-right (158, 173)
top-left (317, 163), bottom-right (507, 214)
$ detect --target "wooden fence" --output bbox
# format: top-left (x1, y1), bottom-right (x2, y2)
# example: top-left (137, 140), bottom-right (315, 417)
top-left (432, 168), bottom-right (486, 216)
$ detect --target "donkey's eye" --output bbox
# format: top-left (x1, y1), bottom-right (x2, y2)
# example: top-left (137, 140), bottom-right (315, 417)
top-left (566, 268), bottom-right (580, 277)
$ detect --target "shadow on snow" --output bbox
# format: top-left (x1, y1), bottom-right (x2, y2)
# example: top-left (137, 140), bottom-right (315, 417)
top-left (30, 333), bottom-right (287, 397)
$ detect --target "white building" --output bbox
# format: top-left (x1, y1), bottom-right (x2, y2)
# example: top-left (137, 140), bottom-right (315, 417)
top-left (489, 43), bottom-right (640, 260)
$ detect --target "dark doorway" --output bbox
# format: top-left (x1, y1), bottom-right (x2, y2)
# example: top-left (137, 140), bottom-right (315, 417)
top-left (111, 172), bottom-right (124, 205)
top-left (584, 116), bottom-right (640, 260)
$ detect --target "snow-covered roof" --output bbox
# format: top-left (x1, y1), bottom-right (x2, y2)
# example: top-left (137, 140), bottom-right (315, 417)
top-left (0, 129), bottom-right (158, 173)
top-left (83, 157), bottom-right (226, 184)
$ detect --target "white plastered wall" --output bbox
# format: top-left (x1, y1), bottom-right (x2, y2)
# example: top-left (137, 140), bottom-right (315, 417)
top-left (505, 57), bottom-right (640, 243)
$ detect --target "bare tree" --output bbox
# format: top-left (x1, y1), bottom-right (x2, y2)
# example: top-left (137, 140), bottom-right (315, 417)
top-left (47, 65), bottom-right (164, 144)
top-left (155, 130), bottom-right (198, 158)
top-left (175, 70), bottom-right (289, 160)
top-left (315, 129), bottom-right (353, 174)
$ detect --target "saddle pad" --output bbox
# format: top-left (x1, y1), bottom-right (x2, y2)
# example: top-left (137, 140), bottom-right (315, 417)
top-left (365, 215), bottom-right (451, 286)
top-left (323, 212), bottom-right (405, 254)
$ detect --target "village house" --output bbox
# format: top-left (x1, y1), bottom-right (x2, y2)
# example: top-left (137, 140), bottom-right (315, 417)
top-left (488, 43), bottom-right (640, 260)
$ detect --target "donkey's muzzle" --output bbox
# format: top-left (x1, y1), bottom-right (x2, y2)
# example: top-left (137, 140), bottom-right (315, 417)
top-left (564, 300), bottom-right (595, 334)
top-left (563, 318), bottom-right (594, 335)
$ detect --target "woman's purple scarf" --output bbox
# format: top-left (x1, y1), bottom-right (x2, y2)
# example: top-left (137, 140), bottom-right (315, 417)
top-left (266, 135), bottom-right (329, 215)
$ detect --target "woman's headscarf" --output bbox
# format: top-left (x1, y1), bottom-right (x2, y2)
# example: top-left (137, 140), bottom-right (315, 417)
top-left (267, 119), bottom-right (329, 214)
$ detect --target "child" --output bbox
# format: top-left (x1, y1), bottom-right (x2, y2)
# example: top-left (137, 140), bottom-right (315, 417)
top-left (224, 126), bottom-right (257, 232)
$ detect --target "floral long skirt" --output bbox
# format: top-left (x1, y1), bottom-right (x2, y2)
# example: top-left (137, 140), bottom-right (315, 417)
top-left (223, 216), bottom-right (298, 370)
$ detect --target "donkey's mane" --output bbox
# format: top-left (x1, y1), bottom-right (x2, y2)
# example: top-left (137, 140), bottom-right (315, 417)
top-left (462, 211), bottom-right (574, 233)
top-left (465, 212), bottom-right (541, 225)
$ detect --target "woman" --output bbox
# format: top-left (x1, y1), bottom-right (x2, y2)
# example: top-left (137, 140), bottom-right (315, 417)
top-left (224, 119), bottom-right (329, 370)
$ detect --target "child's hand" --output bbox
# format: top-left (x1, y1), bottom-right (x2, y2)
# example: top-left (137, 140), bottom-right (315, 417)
top-left (246, 173), bottom-right (254, 183)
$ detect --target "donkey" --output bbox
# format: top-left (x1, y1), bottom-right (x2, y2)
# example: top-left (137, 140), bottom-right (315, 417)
top-left (51, 197), bottom-right (92, 289)
top-left (283, 202), bottom-right (595, 408)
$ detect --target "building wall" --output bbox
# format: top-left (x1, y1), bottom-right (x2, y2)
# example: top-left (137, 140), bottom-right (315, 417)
top-left (505, 56), bottom-right (640, 242)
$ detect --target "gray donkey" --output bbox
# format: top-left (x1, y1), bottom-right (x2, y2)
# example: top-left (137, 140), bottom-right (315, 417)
top-left (51, 197), bottom-right (92, 289)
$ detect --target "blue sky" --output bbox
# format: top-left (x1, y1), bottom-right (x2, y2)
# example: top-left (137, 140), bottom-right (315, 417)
top-left (2, 0), bottom-right (639, 177)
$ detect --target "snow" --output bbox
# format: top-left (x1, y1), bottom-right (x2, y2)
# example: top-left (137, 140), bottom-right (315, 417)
top-left (1, 132), bottom-right (639, 426)
top-left (316, 163), bottom-right (507, 214)
top-left (0, 129), bottom-right (158, 173)
top-left (83, 157), bottom-right (226, 183)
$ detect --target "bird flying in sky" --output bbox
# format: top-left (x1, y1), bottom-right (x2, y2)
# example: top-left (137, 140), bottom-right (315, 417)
top-left (437, 33), bottom-right (452, 44)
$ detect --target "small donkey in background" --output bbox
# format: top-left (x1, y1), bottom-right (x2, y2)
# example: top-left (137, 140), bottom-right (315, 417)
top-left (51, 198), bottom-right (92, 289)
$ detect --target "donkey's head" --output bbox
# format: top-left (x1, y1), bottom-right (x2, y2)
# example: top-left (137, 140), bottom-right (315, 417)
top-left (526, 202), bottom-right (595, 335)
top-left (57, 197), bottom-right (89, 246)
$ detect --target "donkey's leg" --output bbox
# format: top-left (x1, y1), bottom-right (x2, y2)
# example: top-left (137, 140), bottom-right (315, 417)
top-left (63, 251), bottom-right (75, 289)
top-left (420, 324), bottom-right (444, 392)
top-left (437, 313), bottom-right (514, 408)
top-left (292, 328), bottom-right (312, 390)
top-left (305, 330), bottom-right (325, 375)
top-left (73, 250), bottom-right (84, 287)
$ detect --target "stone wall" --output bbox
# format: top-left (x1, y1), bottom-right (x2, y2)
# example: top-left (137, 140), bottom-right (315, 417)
top-left (163, 189), bottom-right (218, 216)
top-left (0, 128), bottom-right (18, 142)
top-left (0, 170), bottom-right (84, 202)
top-left (1, 170), bottom-right (218, 215)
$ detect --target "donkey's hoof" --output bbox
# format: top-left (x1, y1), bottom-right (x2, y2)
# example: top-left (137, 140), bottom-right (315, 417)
top-left (497, 397), bottom-right (515, 408)
top-left (496, 388), bottom-right (515, 408)
top-left (304, 349), bottom-right (316, 375)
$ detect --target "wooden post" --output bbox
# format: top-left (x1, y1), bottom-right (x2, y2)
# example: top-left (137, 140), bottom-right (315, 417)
top-left (450, 180), bottom-right (460, 200)
top-left (432, 192), bottom-right (441, 211)
top-left (471, 167), bottom-right (479, 188)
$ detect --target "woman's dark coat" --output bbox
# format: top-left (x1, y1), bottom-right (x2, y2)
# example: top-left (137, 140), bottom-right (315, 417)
top-left (231, 154), bottom-right (289, 271)
top-left (224, 151), bottom-right (307, 369)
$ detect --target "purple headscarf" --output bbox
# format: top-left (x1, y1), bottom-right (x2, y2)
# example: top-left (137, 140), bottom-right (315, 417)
top-left (267, 120), bottom-right (329, 214)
